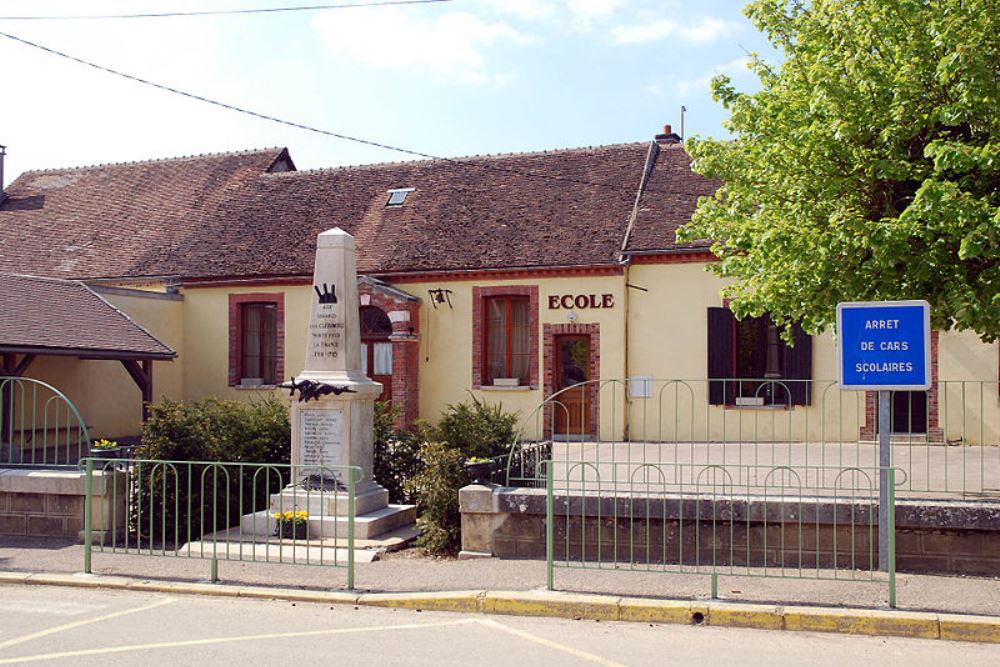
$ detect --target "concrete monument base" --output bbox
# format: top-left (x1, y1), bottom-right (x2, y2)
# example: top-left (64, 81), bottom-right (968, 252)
top-left (240, 504), bottom-right (416, 540)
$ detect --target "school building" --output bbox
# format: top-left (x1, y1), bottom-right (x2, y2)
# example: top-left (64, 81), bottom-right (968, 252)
top-left (1, 126), bottom-right (998, 449)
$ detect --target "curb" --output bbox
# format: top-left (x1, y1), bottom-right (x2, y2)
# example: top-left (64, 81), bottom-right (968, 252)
top-left (2, 571), bottom-right (999, 644)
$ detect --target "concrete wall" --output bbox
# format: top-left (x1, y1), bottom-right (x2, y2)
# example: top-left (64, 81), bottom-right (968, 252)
top-left (0, 468), bottom-right (127, 539)
top-left (460, 484), bottom-right (1000, 577)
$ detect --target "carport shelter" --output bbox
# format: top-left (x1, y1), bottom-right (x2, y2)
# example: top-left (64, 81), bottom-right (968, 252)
top-left (0, 273), bottom-right (176, 427)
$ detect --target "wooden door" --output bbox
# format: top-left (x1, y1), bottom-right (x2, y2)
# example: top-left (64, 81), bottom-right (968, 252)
top-left (554, 335), bottom-right (590, 436)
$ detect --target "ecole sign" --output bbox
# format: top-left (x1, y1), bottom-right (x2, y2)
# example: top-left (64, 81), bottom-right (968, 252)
top-left (836, 300), bottom-right (931, 390)
top-left (548, 294), bottom-right (614, 310)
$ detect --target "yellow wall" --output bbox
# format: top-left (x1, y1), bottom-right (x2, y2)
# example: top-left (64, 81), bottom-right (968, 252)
top-left (407, 275), bottom-right (627, 441)
top-left (625, 263), bottom-right (1000, 444)
top-left (17, 288), bottom-right (183, 441)
top-left (172, 263), bottom-right (1000, 447)
top-left (181, 275), bottom-right (629, 441)
top-left (182, 284), bottom-right (310, 404)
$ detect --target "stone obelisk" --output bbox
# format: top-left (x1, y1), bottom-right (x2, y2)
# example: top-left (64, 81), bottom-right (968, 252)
top-left (242, 227), bottom-right (415, 539)
top-left (292, 227), bottom-right (384, 506)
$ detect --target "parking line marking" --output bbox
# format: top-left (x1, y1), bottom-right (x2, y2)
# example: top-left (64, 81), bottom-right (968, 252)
top-left (0, 618), bottom-right (477, 664)
top-left (0, 597), bottom-right (176, 651)
top-left (476, 618), bottom-right (627, 667)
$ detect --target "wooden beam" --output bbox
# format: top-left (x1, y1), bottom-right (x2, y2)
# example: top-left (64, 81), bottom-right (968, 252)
top-left (13, 354), bottom-right (35, 376)
top-left (120, 359), bottom-right (153, 422)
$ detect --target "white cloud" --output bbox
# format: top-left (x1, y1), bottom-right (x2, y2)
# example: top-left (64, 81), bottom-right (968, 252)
top-left (671, 56), bottom-right (750, 97)
top-left (312, 9), bottom-right (536, 84)
top-left (611, 16), bottom-right (739, 45)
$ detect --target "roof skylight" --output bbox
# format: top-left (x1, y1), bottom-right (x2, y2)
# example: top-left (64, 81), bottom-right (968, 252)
top-left (386, 187), bottom-right (414, 207)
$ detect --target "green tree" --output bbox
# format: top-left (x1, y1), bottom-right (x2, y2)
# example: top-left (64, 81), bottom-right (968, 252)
top-left (678, 0), bottom-right (1000, 340)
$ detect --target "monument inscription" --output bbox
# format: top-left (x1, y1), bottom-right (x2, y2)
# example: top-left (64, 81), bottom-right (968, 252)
top-left (309, 304), bottom-right (343, 361)
top-left (299, 408), bottom-right (344, 469)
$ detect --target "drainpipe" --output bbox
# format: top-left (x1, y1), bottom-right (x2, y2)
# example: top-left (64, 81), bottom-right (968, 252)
top-left (618, 140), bottom-right (660, 441)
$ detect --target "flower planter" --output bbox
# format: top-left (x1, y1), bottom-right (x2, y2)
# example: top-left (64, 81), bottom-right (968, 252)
top-left (276, 522), bottom-right (308, 540)
top-left (464, 460), bottom-right (494, 485)
top-left (89, 447), bottom-right (124, 460)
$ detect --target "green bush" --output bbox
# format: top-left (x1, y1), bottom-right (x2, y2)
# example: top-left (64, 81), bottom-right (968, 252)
top-left (436, 393), bottom-right (518, 459)
top-left (401, 396), bottom-right (519, 555)
top-left (405, 440), bottom-right (466, 554)
top-left (131, 396), bottom-right (291, 544)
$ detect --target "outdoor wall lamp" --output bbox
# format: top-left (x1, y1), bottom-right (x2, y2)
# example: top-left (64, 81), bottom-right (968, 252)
top-left (428, 288), bottom-right (453, 309)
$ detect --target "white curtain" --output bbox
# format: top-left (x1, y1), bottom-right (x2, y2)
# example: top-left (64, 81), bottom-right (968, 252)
top-left (374, 343), bottom-right (393, 375)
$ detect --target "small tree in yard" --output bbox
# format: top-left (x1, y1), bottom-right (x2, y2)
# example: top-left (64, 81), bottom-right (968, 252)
top-left (678, 0), bottom-right (999, 340)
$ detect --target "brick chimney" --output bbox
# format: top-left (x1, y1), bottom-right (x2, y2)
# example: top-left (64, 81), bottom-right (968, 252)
top-left (654, 124), bottom-right (682, 145)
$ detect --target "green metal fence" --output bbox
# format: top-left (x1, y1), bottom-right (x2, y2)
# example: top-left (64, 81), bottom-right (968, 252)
top-left (544, 460), bottom-right (898, 607)
top-left (1, 376), bottom-right (91, 467)
top-left (81, 457), bottom-right (361, 588)
top-left (507, 378), bottom-right (1000, 499)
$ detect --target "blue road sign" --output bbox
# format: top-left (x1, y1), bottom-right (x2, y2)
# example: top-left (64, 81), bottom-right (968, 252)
top-left (837, 300), bottom-right (931, 390)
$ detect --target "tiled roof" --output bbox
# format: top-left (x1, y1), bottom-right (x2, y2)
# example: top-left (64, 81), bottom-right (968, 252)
top-left (0, 273), bottom-right (175, 358)
top-left (0, 148), bottom-right (290, 279)
top-left (0, 141), bottom-right (717, 281)
top-left (170, 143), bottom-right (651, 279)
top-left (623, 143), bottom-right (719, 254)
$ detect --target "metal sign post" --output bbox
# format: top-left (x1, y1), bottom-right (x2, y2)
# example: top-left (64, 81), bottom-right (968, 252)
top-left (878, 389), bottom-right (891, 570)
top-left (837, 300), bottom-right (931, 572)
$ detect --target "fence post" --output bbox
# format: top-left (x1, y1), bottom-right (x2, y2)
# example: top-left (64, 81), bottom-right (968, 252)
top-left (83, 457), bottom-right (93, 574)
top-left (546, 460), bottom-right (554, 592)
top-left (347, 468), bottom-right (356, 591)
top-left (888, 467), bottom-right (897, 608)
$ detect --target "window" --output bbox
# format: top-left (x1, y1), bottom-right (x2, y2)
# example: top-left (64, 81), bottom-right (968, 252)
top-left (484, 296), bottom-right (530, 385)
top-left (240, 303), bottom-right (278, 385)
top-left (385, 188), bottom-right (414, 207)
top-left (707, 307), bottom-right (812, 406)
top-left (229, 293), bottom-right (284, 387)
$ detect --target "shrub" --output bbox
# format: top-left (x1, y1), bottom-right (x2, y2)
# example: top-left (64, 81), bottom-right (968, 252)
top-left (401, 396), bottom-right (519, 555)
top-left (131, 396), bottom-right (291, 544)
top-left (436, 393), bottom-right (518, 459)
top-left (405, 440), bottom-right (466, 554)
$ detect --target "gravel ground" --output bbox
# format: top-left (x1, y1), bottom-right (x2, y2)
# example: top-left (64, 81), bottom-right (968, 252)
top-left (2, 535), bottom-right (1000, 617)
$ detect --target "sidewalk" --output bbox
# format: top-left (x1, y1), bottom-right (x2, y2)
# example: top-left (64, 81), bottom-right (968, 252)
top-left (2, 535), bottom-right (999, 618)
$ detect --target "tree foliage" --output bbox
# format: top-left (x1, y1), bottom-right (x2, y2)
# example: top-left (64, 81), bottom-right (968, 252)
top-left (678, 0), bottom-right (1000, 340)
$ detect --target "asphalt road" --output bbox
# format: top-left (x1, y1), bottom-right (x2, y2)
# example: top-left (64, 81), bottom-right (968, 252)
top-left (0, 585), bottom-right (998, 666)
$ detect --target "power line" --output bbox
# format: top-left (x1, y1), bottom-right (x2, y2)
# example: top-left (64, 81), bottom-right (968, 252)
top-left (0, 30), bottom-right (704, 201)
top-left (0, 0), bottom-right (453, 21)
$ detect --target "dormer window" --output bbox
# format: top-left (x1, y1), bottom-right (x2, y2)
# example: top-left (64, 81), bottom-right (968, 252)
top-left (386, 187), bottom-right (415, 207)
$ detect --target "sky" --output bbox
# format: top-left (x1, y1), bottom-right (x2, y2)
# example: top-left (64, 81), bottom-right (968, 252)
top-left (0, 0), bottom-right (777, 181)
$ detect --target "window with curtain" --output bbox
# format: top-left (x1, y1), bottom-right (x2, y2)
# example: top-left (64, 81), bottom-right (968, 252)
top-left (241, 302), bottom-right (278, 384)
top-left (485, 296), bottom-right (530, 385)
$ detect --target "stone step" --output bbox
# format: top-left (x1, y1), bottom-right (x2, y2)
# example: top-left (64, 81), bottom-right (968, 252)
top-left (240, 504), bottom-right (416, 540)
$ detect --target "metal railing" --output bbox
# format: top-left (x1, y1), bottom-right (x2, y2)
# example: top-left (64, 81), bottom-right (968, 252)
top-left (82, 457), bottom-right (361, 588)
top-left (545, 460), bottom-right (898, 607)
top-left (508, 378), bottom-right (1000, 499)
top-left (1, 376), bottom-right (91, 467)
